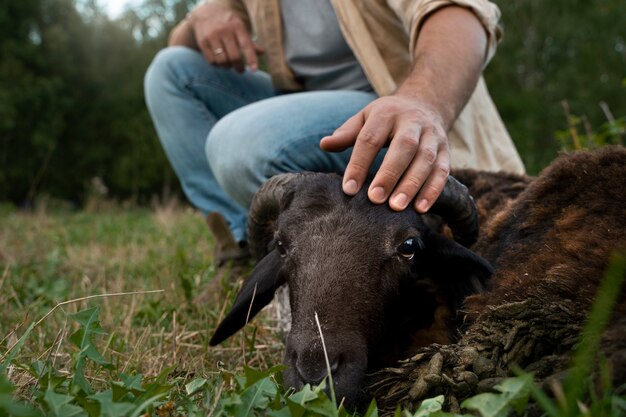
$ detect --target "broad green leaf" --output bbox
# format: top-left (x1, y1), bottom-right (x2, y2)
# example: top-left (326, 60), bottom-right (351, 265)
top-left (243, 365), bottom-right (286, 389)
top-left (494, 375), bottom-right (532, 414)
top-left (407, 395), bottom-right (444, 417)
top-left (68, 308), bottom-right (110, 366)
top-left (239, 377), bottom-right (277, 416)
top-left (44, 389), bottom-right (86, 417)
top-left (219, 375), bottom-right (280, 417)
top-left (119, 373), bottom-right (144, 391)
top-left (267, 407), bottom-right (294, 417)
top-left (88, 390), bottom-right (135, 417)
top-left (111, 373), bottom-right (146, 400)
top-left (288, 383), bottom-right (321, 405)
top-left (461, 393), bottom-right (510, 417)
top-left (283, 398), bottom-right (307, 417)
top-left (299, 396), bottom-right (336, 416)
top-left (127, 392), bottom-right (169, 417)
top-left (430, 411), bottom-right (473, 417)
top-left (243, 366), bottom-right (273, 389)
top-left (185, 377), bottom-right (207, 396)
top-left (133, 379), bottom-right (171, 408)
top-left (69, 307), bottom-right (108, 335)
top-left (68, 307), bottom-right (111, 394)
top-left (461, 375), bottom-right (532, 417)
top-left (269, 382), bottom-right (284, 410)
top-left (219, 391), bottom-right (243, 409)
top-left (0, 375), bottom-right (42, 417)
top-left (0, 396), bottom-right (43, 417)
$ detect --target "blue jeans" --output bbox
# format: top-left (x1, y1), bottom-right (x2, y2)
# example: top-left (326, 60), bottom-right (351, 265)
top-left (145, 46), bottom-right (380, 242)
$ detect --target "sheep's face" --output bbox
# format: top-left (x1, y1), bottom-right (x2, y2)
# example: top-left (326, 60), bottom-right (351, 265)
top-left (276, 184), bottom-right (435, 404)
top-left (211, 174), bottom-right (493, 408)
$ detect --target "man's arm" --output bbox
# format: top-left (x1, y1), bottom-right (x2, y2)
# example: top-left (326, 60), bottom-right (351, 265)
top-left (320, 6), bottom-right (487, 213)
top-left (168, 2), bottom-right (263, 72)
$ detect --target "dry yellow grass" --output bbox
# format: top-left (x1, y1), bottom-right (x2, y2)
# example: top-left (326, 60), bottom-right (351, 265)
top-left (0, 202), bottom-right (285, 400)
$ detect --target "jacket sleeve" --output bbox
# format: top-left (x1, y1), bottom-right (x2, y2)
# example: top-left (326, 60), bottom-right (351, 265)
top-left (387, 0), bottom-right (502, 66)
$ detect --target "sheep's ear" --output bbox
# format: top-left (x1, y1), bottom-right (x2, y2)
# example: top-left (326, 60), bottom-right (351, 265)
top-left (210, 249), bottom-right (285, 345)
top-left (419, 232), bottom-right (494, 313)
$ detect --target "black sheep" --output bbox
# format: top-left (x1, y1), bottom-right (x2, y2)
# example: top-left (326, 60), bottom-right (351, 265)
top-left (210, 146), bottom-right (626, 411)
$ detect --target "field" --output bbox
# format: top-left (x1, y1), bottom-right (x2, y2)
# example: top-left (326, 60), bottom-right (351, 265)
top-left (1, 201), bottom-right (624, 417)
top-left (0, 201), bottom-right (289, 416)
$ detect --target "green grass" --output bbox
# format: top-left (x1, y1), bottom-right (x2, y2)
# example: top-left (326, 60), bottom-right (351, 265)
top-left (0, 202), bottom-right (285, 415)
top-left (1, 203), bottom-right (625, 416)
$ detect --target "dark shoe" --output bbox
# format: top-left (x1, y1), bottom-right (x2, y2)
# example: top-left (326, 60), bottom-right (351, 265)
top-left (206, 212), bottom-right (250, 267)
top-left (193, 213), bottom-right (250, 306)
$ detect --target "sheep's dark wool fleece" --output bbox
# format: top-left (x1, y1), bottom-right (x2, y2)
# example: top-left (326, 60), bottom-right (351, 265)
top-left (368, 146), bottom-right (626, 415)
top-left (450, 169), bottom-right (532, 231)
top-left (468, 146), bottom-right (626, 311)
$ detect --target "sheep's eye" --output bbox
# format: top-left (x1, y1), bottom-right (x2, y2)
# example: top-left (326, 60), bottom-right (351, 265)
top-left (397, 238), bottom-right (422, 260)
top-left (276, 240), bottom-right (287, 256)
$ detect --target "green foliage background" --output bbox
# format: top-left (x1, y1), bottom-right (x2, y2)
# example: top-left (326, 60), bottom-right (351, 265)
top-left (0, 0), bottom-right (624, 205)
top-left (486, 0), bottom-right (626, 171)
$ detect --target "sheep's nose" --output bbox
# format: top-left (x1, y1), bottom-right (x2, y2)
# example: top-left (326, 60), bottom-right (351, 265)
top-left (295, 355), bottom-right (340, 386)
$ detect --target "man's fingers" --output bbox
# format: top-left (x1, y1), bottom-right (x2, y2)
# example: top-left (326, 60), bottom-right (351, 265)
top-left (319, 111), bottom-right (365, 152)
top-left (196, 36), bottom-right (216, 64)
top-left (320, 95), bottom-right (450, 209)
top-left (220, 34), bottom-right (242, 71)
top-left (413, 146), bottom-right (450, 213)
top-left (367, 124), bottom-right (421, 205)
top-left (388, 129), bottom-right (448, 211)
top-left (208, 38), bottom-right (228, 66)
top-left (342, 113), bottom-right (393, 197)
top-left (235, 26), bottom-right (259, 71)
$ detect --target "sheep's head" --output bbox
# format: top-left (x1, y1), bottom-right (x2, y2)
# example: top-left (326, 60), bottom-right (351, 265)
top-left (210, 173), bottom-right (492, 407)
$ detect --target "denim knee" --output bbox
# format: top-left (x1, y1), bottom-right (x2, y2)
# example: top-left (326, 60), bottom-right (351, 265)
top-left (144, 47), bottom-right (202, 104)
top-left (206, 114), bottom-right (268, 208)
top-left (206, 91), bottom-right (379, 208)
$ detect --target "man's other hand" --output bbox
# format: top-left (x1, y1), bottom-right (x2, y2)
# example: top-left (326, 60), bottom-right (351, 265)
top-left (188, 2), bottom-right (264, 72)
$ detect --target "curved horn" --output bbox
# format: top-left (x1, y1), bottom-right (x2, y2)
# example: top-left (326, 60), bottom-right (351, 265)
top-left (247, 172), bottom-right (313, 260)
top-left (429, 176), bottom-right (479, 247)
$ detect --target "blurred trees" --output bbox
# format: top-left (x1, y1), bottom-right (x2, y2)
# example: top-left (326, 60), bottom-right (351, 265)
top-left (487, 0), bottom-right (626, 172)
top-left (0, 0), bottom-right (193, 205)
top-left (0, 0), bottom-right (624, 206)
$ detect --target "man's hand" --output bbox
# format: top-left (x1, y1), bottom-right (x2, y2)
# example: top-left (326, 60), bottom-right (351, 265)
top-left (186, 2), bottom-right (263, 72)
top-left (321, 6), bottom-right (488, 213)
top-left (320, 96), bottom-right (449, 213)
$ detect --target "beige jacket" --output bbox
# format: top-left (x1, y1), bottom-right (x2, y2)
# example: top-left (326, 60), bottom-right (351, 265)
top-left (211, 0), bottom-right (525, 174)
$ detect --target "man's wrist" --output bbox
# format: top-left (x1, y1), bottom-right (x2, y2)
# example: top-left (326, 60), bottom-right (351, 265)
top-left (394, 79), bottom-right (453, 132)
top-left (394, 6), bottom-right (487, 132)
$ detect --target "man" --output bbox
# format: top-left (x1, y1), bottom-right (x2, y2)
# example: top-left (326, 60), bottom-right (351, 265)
top-left (144, 0), bottom-right (524, 265)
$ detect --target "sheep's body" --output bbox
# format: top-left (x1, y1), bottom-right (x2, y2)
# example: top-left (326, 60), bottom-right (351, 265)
top-left (470, 147), bottom-right (625, 311)
top-left (448, 169), bottom-right (532, 233)
top-left (368, 147), bottom-right (626, 414)
top-left (211, 146), bottom-right (625, 411)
